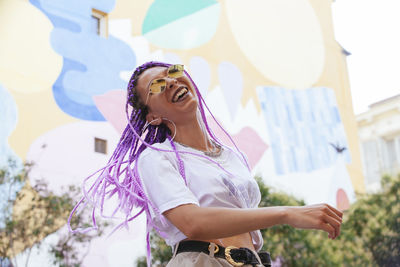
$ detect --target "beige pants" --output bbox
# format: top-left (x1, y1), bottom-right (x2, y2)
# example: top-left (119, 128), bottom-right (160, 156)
top-left (166, 243), bottom-right (265, 267)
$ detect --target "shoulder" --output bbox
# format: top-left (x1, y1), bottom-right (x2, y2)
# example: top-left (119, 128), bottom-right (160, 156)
top-left (136, 141), bottom-right (183, 186)
top-left (137, 140), bottom-right (179, 171)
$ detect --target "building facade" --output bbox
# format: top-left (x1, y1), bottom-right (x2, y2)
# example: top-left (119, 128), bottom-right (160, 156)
top-left (357, 94), bottom-right (400, 192)
top-left (0, 0), bottom-right (364, 265)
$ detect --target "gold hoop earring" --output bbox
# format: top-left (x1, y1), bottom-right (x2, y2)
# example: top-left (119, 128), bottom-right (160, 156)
top-left (142, 118), bottom-right (177, 140)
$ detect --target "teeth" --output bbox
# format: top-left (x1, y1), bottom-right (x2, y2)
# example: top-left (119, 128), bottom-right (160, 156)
top-left (173, 88), bottom-right (188, 102)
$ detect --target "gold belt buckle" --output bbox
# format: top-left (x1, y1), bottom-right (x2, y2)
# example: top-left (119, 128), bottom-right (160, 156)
top-left (225, 246), bottom-right (244, 266)
top-left (208, 243), bottom-right (220, 254)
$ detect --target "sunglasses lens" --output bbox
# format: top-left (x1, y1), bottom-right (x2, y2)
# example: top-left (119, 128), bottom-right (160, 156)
top-left (148, 65), bottom-right (184, 96)
top-left (150, 79), bottom-right (166, 93)
top-left (168, 64), bottom-right (184, 78)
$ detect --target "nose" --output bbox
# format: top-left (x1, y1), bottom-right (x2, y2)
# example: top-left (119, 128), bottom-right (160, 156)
top-left (165, 77), bottom-right (178, 89)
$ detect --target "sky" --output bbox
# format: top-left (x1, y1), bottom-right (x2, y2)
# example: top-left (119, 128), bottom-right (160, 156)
top-left (331, 0), bottom-right (400, 115)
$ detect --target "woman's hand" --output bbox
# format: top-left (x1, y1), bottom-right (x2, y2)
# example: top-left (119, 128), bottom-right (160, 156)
top-left (284, 204), bottom-right (343, 239)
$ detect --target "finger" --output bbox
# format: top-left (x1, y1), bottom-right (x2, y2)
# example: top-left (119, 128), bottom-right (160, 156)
top-left (318, 221), bottom-right (335, 239)
top-left (325, 204), bottom-right (343, 219)
top-left (322, 214), bottom-right (342, 238)
top-left (333, 223), bottom-right (341, 239)
top-left (320, 204), bottom-right (343, 222)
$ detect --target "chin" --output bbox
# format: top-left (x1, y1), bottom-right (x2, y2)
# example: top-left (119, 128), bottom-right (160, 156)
top-left (182, 97), bottom-right (198, 116)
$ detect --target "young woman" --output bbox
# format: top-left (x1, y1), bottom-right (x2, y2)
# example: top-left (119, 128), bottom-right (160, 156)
top-left (69, 61), bottom-right (343, 267)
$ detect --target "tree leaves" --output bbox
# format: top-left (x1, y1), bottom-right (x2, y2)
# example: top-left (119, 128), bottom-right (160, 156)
top-left (0, 159), bottom-right (107, 266)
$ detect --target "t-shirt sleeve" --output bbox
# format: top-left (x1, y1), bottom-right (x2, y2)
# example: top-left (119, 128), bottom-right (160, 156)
top-left (137, 150), bottom-right (199, 216)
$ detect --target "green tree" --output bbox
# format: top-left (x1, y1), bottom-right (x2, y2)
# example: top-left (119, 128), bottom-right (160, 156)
top-left (343, 174), bottom-right (400, 267)
top-left (136, 174), bottom-right (400, 267)
top-left (0, 159), bottom-right (107, 267)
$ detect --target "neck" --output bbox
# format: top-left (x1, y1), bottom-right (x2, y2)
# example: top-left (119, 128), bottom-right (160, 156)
top-left (167, 119), bottom-right (213, 152)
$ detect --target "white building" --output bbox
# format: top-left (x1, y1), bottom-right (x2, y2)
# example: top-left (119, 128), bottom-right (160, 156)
top-left (357, 94), bottom-right (400, 192)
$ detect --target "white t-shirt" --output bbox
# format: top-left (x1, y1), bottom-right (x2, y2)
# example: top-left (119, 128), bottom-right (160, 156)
top-left (137, 139), bottom-right (263, 251)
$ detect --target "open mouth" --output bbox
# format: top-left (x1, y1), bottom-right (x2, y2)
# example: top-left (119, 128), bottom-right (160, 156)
top-left (172, 86), bottom-right (189, 103)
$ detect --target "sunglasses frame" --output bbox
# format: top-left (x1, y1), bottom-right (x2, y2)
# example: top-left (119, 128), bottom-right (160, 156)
top-left (144, 64), bottom-right (185, 105)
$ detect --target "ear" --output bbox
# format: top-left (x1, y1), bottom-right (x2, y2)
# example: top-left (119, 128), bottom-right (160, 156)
top-left (146, 113), bottom-right (162, 126)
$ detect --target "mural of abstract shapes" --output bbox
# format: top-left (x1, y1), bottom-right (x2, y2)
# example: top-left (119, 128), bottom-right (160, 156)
top-left (207, 117), bottom-right (268, 169)
top-left (26, 121), bottom-right (120, 196)
top-left (142, 0), bottom-right (220, 49)
top-left (225, 0), bottom-right (325, 89)
top-left (257, 86), bottom-right (351, 175)
top-left (218, 62), bottom-right (243, 120)
top-left (189, 56), bottom-right (211, 97)
top-left (93, 90), bottom-right (131, 134)
top-left (0, 84), bottom-right (23, 228)
top-left (0, 0), bottom-right (62, 93)
top-left (30, 0), bottom-right (136, 121)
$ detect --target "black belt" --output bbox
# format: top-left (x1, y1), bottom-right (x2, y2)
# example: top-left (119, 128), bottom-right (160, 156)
top-left (176, 240), bottom-right (271, 266)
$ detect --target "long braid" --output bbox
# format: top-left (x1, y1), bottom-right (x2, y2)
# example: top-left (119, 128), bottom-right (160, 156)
top-left (168, 136), bottom-right (187, 185)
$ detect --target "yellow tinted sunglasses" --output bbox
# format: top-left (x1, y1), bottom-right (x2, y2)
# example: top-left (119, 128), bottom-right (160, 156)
top-left (145, 64), bottom-right (185, 104)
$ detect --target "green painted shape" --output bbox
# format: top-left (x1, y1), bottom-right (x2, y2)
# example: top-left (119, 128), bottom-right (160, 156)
top-left (144, 4), bottom-right (220, 49)
top-left (142, 0), bottom-right (218, 34)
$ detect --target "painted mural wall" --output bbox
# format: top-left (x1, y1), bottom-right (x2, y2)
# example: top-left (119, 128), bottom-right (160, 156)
top-left (0, 0), bottom-right (364, 266)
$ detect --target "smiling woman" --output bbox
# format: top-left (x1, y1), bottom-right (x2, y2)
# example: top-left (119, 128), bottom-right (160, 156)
top-left (69, 61), bottom-right (343, 267)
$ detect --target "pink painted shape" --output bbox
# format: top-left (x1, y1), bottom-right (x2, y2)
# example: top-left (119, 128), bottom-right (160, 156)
top-left (93, 90), bottom-right (131, 134)
top-left (234, 127), bottom-right (268, 169)
top-left (207, 116), bottom-right (268, 169)
top-left (336, 188), bottom-right (350, 211)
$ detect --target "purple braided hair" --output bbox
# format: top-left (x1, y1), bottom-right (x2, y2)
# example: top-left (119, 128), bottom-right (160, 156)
top-left (68, 61), bottom-right (250, 267)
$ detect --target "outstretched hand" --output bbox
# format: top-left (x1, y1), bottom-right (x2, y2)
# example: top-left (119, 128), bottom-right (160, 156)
top-left (284, 204), bottom-right (343, 239)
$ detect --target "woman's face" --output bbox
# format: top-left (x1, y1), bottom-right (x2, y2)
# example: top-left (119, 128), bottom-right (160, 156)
top-left (136, 66), bottom-right (198, 125)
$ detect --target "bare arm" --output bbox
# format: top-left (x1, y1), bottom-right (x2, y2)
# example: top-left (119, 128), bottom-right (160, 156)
top-left (163, 203), bottom-right (343, 241)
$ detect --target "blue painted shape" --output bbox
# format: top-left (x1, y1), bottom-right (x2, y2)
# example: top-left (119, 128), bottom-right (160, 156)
top-left (0, 84), bottom-right (24, 228)
top-left (30, 0), bottom-right (136, 121)
top-left (258, 86), bottom-right (351, 175)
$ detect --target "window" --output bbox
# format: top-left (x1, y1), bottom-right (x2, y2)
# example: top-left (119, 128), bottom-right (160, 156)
top-left (385, 139), bottom-right (397, 169)
top-left (91, 8), bottom-right (108, 37)
top-left (94, 138), bottom-right (107, 154)
top-left (361, 140), bottom-right (380, 184)
top-left (384, 135), bottom-right (400, 173)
